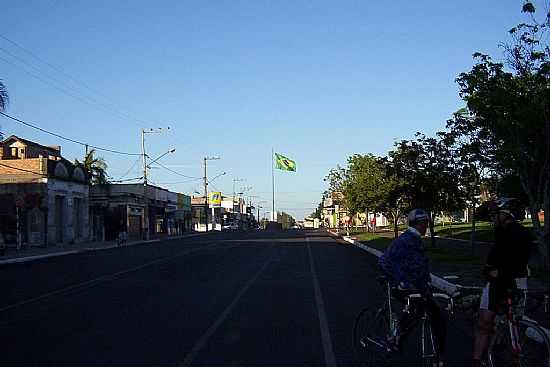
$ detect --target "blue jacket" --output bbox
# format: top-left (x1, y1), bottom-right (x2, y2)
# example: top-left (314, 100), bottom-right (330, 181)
top-left (378, 228), bottom-right (431, 295)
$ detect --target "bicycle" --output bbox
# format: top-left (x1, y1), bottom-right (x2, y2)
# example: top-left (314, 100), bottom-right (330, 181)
top-left (352, 275), bottom-right (452, 367)
top-left (453, 285), bottom-right (550, 367)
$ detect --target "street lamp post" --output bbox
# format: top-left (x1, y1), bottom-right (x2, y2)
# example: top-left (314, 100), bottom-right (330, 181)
top-left (203, 156), bottom-right (220, 232)
top-left (140, 127), bottom-right (170, 240)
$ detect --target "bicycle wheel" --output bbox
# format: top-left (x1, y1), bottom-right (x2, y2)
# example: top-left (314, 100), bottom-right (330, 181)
top-left (421, 318), bottom-right (437, 367)
top-left (353, 306), bottom-right (391, 367)
top-left (488, 320), bottom-right (550, 367)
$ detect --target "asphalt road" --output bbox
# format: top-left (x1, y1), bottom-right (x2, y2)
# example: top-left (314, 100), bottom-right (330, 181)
top-left (0, 230), bottom-right (473, 367)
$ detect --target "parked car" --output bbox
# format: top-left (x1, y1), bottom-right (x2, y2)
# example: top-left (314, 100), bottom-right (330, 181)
top-left (0, 232), bottom-right (5, 256)
top-left (222, 223), bottom-right (238, 230)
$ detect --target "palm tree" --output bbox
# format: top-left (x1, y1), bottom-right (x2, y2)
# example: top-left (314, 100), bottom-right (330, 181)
top-left (0, 80), bottom-right (8, 112)
top-left (75, 149), bottom-right (109, 185)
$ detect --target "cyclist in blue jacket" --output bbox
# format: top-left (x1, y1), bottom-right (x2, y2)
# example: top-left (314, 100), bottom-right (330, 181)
top-left (379, 209), bottom-right (447, 366)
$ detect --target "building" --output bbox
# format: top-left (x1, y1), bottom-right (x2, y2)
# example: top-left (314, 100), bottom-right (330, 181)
top-left (191, 193), bottom-right (248, 231)
top-left (90, 183), bottom-right (189, 241)
top-left (321, 191), bottom-right (389, 229)
top-left (0, 135), bottom-right (89, 246)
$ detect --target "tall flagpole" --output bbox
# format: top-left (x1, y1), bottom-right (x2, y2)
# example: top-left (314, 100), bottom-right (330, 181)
top-left (271, 147), bottom-right (275, 222)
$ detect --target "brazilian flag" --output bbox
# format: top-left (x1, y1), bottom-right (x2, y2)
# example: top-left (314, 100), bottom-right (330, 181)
top-left (275, 153), bottom-right (296, 172)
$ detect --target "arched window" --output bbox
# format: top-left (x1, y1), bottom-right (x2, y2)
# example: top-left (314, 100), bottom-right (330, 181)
top-left (54, 162), bottom-right (69, 179)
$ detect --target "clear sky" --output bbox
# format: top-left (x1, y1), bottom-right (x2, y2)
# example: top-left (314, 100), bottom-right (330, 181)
top-left (0, 0), bottom-right (534, 220)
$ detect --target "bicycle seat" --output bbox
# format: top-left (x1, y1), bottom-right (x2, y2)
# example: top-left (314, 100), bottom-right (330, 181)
top-left (376, 275), bottom-right (389, 284)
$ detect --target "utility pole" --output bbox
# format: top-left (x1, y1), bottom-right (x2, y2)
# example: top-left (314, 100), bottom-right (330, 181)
top-left (203, 157), bottom-right (208, 232)
top-left (203, 156), bottom-right (221, 232)
top-left (141, 129), bottom-right (148, 240)
top-left (140, 127), bottom-right (167, 240)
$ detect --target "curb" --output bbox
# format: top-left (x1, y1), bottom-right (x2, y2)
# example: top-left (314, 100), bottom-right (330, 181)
top-left (0, 250), bottom-right (79, 265)
top-left (433, 235), bottom-right (491, 246)
top-left (0, 232), bottom-right (207, 266)
top-left (327, 230), bottom-right (550, 339)
top-left (338, 235), bottom-right (459, 295)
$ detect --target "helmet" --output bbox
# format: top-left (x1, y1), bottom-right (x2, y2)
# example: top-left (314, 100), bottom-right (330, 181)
top-left (487, 197), bottom-right (521, 220)
top-left (408, 209), bottom-right (430, 226)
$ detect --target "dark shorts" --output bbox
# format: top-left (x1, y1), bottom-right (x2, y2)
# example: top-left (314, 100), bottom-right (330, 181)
top-left (480, 278), bottom-right (527, 312)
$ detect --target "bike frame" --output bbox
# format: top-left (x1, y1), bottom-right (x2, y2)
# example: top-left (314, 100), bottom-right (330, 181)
top-left (487, 290), bottom-right (525, 367)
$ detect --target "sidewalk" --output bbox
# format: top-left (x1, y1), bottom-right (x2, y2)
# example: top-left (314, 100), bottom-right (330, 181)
top-left (0, 232), bottom-right (205, 266)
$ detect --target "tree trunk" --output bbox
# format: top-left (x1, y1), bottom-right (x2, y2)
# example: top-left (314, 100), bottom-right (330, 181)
top-left (470, 205), bottom-right (476, 257)
top-left (393, 213), bottom-right (399, 239)
top-left (429, 210), bottom-right (436, 248)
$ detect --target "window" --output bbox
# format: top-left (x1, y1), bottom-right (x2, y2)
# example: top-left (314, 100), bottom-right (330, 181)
top-left (19, 149), bottom-right (25, 158)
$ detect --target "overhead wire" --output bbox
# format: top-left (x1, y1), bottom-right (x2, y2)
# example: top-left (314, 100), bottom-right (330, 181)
top-left (110, 176), bottom-right (144, 183)
top-left (0, 162), bottom-right (46, 176)
top-left (0, 34), bottom-right (156, 127)
top-left (0, 111), bottom-right (141, 156)
top-left (116, 157), bottom-right (141, 180)
top-left (151, 160), bottom-right (201, 179)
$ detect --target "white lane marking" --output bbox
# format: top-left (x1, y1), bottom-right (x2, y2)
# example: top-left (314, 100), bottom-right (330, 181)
top-left (178, 256), bottom-right (273, 367)
top-left (0, 250), bottom-right (79, 265)
top-left (0, 242), bottom-right (221, 313)
top-left (306, 236), bottom-right (338, 367)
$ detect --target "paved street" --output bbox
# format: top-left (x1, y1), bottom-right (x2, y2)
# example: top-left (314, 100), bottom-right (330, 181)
top-left (1, 230), bottom-right (473, 367)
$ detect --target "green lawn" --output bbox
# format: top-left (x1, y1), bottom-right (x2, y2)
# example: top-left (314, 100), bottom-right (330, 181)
top-left (434, 222), bottom-right (494, 242)
top-left (434, 220), bottom-right (541, 242)
top-left (354, 232), bottom-right (481, 265)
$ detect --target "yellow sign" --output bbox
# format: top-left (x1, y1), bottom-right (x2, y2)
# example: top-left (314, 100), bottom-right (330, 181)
top-left (209, 192), bottom-right (222, 207)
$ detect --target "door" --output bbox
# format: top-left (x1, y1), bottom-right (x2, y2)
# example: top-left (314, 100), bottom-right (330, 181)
top-left (128, 215), bottom-right (141, 240)
top-left (55, 196), bottom-right (64, 243)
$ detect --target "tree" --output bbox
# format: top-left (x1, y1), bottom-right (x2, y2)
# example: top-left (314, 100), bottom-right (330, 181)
top-left (377, 157), bottom-right (409, 239)
top-left (75, 149), bottom-right (109, 185)
top-left (343, 154), bottom-right (385, 215)
top-left (451, 2), bottom-right (550, 260)
top-left (0, 80), bottom-right (7, 112)
top-left (310, 201), bottom-right (324, 219)
top-left (388, 132), bottom-right (467, 246)
top-left (324, 165), bottom-right (347, 194)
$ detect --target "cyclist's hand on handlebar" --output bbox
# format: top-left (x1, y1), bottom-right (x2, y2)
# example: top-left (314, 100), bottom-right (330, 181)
top-left (483, 264), bottom-right (498, 280)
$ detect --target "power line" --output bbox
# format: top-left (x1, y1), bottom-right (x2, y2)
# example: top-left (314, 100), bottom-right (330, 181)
top-left (0, 34), bottom-right (156, 127)
top-left (152, 161), bottom-right (200, 179)
top-left (116, 157), bottom-right (141, 180)
top-left (153, 178), bottom-right (203, 185)
top-left (0, 111), bottom-right (141, 156)
top-left (0, 162), bottom-right (46, 176)
top-left (109, 176), bottom-right (144, 183)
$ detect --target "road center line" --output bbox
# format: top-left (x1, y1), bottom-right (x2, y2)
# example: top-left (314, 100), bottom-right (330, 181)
top-left (306, 236), bottom-right (338, 367)
top-left (0, 242), bottom-right (221, 314)
top-left (178, 255), bottom-right (273, 367)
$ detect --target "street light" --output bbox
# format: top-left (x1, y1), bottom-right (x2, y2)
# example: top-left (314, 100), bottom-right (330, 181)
top-left (140, 127), bottom-right (170, 240)
top-left (210, 171), bottom-right (227, 183)
top-left (147, 148), bottom-right (176, 169)
top-left (203, 156), bottom-right (221, 232)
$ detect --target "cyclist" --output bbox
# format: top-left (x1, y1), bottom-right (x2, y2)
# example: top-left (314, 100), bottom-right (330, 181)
top-left (472, 197), bottom-right (533, 367)
top-left (379, 209), bottom-right (447, 366)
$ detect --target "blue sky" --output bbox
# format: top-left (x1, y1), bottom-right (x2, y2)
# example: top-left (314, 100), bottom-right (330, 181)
top-left (0, 1), bottom-right (533, 220)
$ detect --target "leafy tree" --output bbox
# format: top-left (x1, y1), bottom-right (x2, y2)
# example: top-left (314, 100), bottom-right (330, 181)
top-left (310, 201), bottom-right (324, 219)
top-left (0, 80), bottom-right (7, 112)
top-left (451, 2), bottom-right (550, 259)
top-left (75, 149), bottom-right (109, 185)
top-left (324, 165), bottom-right (347, 194)
top-left (377, 157), bottom-right (409, 238)
top-left (343, 154), bottom-right (385, 216)
top-left (389, 132), bottom-right (467, 246)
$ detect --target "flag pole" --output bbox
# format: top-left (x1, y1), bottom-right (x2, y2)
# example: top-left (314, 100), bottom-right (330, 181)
top-left (271, 147), bottom-right (275, 222)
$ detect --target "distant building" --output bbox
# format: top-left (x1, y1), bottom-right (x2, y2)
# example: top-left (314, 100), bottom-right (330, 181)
top-left (90, 183), bottom-right (189, 241)
top-left (0, 135), bottom-right (89, 246)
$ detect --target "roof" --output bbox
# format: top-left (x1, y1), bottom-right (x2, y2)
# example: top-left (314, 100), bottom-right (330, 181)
top-left (1, 135), bottom-right (60, 154)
